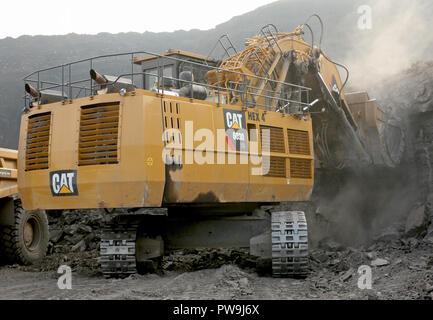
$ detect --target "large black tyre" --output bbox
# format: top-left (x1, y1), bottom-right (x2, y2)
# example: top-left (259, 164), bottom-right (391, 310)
top-left (0, 200), bottom-right (49, 265)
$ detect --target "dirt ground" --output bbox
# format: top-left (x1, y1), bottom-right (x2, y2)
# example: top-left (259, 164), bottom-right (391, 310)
top-left (1, 239), bottom-right (432, 300)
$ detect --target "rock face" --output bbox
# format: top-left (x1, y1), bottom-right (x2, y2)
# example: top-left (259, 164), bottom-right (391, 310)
top-left (405, 205), bottom-right (428, 237)
top-left (373, 62), bottom-right (433, 201)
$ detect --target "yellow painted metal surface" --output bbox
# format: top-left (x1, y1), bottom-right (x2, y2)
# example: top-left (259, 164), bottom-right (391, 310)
top-left (18, 87), bottom-right (313, 210)
top-left (162, 96), bottom-right (313, 203)
top-left (18, 91), bottom-right (166, 210)
top-left (17, 21), bottom-right (396, 211)
top-left (0, 148), bottom-right (18, 198)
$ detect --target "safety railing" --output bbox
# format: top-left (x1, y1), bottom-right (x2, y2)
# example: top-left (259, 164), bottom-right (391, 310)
top-left (23, 50), bottom-right (311, 115)
top-left (205, 34), bottom-right (238, 63)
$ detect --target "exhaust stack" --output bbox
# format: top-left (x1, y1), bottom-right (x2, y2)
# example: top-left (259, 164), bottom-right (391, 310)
top-left (25, 83), bottom-right (40, 98)
top-left (25, 83), bottom-right (67, 106)
top-left (90, 69), bottom-right (108, 85)
top-left (90, 69), bottom-right (135, 95)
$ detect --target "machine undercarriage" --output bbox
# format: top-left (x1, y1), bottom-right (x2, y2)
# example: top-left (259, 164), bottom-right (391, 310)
top-left (98, 206), bottom-right (309, 277)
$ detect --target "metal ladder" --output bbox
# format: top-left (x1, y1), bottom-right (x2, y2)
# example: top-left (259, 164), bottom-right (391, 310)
top-left (206, 34), bottom-right (238, 63)
top-left (256, 24), bottom-right (283, 79)
top-left (245, 24), bottom-right (284, 108)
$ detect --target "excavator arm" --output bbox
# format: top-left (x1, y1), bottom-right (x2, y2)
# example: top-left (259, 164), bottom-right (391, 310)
top-left (209, 17), bottom-right (406, 169)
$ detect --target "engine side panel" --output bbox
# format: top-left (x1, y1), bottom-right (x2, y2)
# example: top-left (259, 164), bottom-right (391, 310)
top-left (18, 92), bottom-right (166, 210)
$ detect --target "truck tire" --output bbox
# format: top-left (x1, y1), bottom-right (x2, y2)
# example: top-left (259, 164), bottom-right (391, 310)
top-left (0, 200), bottom-right (49, 265)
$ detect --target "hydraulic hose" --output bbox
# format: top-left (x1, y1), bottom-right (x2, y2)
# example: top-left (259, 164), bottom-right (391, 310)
top-left (303, 14), bottom-right (324, 49)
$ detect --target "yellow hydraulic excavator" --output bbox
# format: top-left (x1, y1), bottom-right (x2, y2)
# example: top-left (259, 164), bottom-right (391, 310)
top-left (17, 15), bottom-right (405, 277)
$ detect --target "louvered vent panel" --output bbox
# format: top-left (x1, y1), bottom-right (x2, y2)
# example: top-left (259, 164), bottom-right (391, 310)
top-left (260, 125), bottom-right (285, 153)
top-left (79, 103), bottom-right (120, 166)
top-left (265, 156), bottom-right (286, 178)
top-left (26, 112), bottom-right (51, 171)
top-left (287, 129), bottom-right (310, 155)
top-left (290, 158), bottom-right (312, 179)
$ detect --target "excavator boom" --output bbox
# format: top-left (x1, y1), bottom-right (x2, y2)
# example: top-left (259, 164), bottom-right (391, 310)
top-left (210, 18), bottom-right (406, 169)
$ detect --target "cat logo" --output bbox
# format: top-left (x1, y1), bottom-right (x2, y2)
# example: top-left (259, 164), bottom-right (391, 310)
top-left (49, 170), bottom-right (78, 196)
top-left (223, 108), bottom-right (247, 152)
top-left (224, 110), bottom-right (244, 130)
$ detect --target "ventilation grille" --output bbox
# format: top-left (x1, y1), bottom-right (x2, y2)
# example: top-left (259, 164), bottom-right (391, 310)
top-left (79, 103), bottom-right (120, 166)
top-left (26, 112), bottom-right (51, 171)
top-left (163, 101), bottom-right (181, 130)
top-left (287, 129), bottom-right (310, 155)
top-left (265, 156), bottom-right (286, 178)
top-left (290, 158), bottom-right (312, 179)
top-left (260, 125), bottom-right (285, 153)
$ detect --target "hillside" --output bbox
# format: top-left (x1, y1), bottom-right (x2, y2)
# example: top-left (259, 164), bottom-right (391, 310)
top-left (1, 0), bottom-right (432, 147)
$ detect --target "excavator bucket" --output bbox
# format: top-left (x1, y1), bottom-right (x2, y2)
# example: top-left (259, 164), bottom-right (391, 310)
top-left (345, 92), bottom-right (406, 167)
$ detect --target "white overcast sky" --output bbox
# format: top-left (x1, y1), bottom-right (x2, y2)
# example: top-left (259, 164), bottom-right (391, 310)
top-left (0, 0), bottom-right (277, 39)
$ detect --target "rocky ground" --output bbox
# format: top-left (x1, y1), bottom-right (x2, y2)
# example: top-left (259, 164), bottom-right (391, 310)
top-left (0, 203), bottom-right (432, 300)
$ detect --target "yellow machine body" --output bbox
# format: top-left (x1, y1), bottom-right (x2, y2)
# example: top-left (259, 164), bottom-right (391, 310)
top-left (18, 23), bottom-right (403, 212)
top-left (18, 89), bottom-right (314, 210)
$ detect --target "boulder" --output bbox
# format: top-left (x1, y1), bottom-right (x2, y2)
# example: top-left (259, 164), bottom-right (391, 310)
top-left (424, 225), bottom-right (433, 243)
top-left (53, 245), bottom-right (68, 253)
top-left (71, 239), bottom-right (86, 252)
top-left (64, 224), bottom-right (79, 235)
top-left (319, 239), bottom-right (344, 252)
top-left (371, 258), bottom-right (390, 267)
top-left (65, 233), bottom-right (85, 245)
top-left (405, 205), bottom-right (428, 237)
top-left (340, 268), bottom-right (354, 282)
top-left (365, 252), bottom-right (377, 260)
top-left (63, 214), bottom-right (78, 225)
top-left (78, 225), bottom-right (93, 233)
top-left (311, 251), bottom-right (329, 263)
top-left (373, 226), bottom-right (401, 242)
top-left (49, 229), bottom-right (63, 243)
top-left (83, 233), bottom-right (96, 245)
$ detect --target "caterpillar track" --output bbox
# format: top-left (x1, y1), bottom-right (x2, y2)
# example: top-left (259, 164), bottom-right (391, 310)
top-left (271, 211), bottom-right (309, 277)
top-left (98, 209), bottom-right (310, 278)
top-left (100, 222), bottom-right (138, 277)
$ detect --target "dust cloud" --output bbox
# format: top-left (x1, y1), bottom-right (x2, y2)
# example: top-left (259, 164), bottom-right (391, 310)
top-left (307, 0), bottom-right (433, 247)
top-left (310, 166), bottom-right (418, 247)
top-left (344, 0), bottom-right (433, 91)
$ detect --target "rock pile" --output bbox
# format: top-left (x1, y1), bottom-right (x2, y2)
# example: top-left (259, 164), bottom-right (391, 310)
top-left (310, 234), bottom-right (433, 299)
top-left (47, 210), bottom-right (107, 254)
top-left (46, 210), bottom-right (258, 273)
top-left (162, 248), bottom-right (257, 272)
